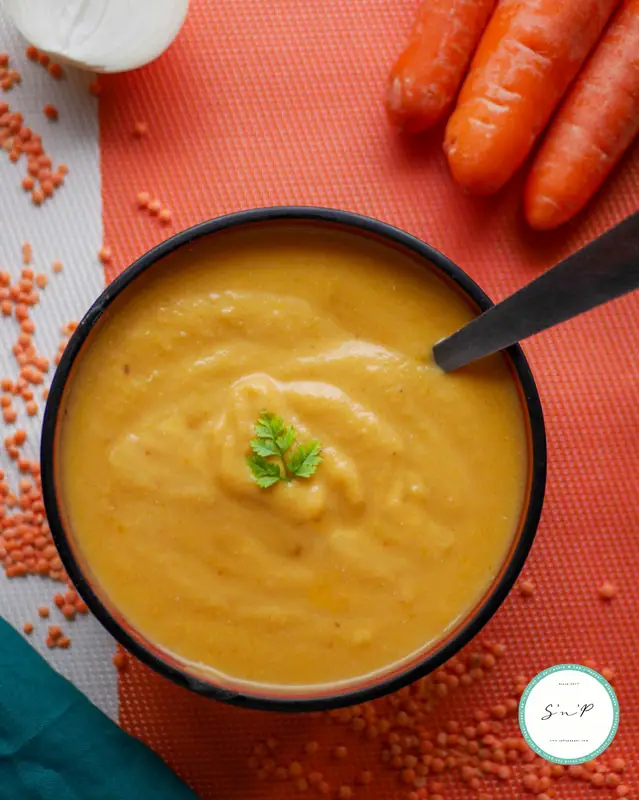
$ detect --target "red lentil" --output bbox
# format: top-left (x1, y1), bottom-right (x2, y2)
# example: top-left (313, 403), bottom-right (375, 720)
top-left (113, 651), bottom-right (128, 671)
top-left (518, 580), bottom-right (535, 597)
top-left (23, 621), bottom-right (33, 634)
top-left (48, 63), bottom-right (64, 79)
top-left (598, 581), bottom-right (618, 600)
top-left (48, 625), bottom-right (62, 641)
top-left (43, 104), bottom-right (58, 121)
top-left (98, 246), bottom-right (112, 264)
top-left (133, 121), bottom-right (148, 137)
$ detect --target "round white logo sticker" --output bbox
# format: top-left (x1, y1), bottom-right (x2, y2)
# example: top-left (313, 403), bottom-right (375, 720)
top-left (519, 664), bottom-right (619, 764)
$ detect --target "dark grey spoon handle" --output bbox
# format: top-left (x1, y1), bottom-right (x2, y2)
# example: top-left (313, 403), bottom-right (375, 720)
top-left (433, 211), bottom-right (639, 372)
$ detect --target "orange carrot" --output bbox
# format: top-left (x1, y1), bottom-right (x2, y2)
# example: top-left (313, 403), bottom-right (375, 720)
top-left (387, 0), bottom-right (497, 133)
top-left (525, 0), bottom-right (639, 229)
top-left (444, 0), bottom-right (619, 194)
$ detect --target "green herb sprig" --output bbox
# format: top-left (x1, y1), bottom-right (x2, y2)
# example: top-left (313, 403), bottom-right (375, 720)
top-left (247, 411), bottom-right (322, 488)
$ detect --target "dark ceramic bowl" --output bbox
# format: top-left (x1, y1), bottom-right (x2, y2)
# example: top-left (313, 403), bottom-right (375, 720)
top-left (41, 207), bottom-right (546, 712)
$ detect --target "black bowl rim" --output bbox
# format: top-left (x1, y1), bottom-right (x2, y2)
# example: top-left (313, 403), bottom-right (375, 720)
top-left (41, 206), bottom-right (546, 712)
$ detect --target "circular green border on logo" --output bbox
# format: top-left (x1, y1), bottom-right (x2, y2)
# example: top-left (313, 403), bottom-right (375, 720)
top-left (519, 663), bottom-right (619, 765)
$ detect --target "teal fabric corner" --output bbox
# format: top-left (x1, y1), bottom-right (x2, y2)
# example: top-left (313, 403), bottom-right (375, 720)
top-left (0, 618), bottom-right (198, 800)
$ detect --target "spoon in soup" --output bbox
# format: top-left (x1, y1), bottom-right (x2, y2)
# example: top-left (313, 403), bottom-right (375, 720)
top-left (433, 210), bottom-right (639, 372)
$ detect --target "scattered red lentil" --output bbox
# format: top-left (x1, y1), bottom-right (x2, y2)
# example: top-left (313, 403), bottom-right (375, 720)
top-left (23, 621), bottom-right (33, 634)
top-left (48, 625), bottom-right (62, 641)
top-left (288, 761), bottom-right (303, 777)
top-left (48, 62), bottom-right (64, 80)
top-left (158, 207), bottom-right (172, 224)
top-left (133, 120), bottom-right (148, 137)
top-left (518, 580), bottom-right (535, 597)
top-left (52, 260), bottom-right (63, 274)
top-left (43, 104), bottom-right (59, 121)
top-left (0, 56), bottom-right (20, 91)
top-left (113, 651), bottom-right (128, 672)
top-left (598, 580), bottom-right (618, 600)
top-left (38, 605), bottom-right (50, 618)
top-left (98, 246), bottom-right (112, 264)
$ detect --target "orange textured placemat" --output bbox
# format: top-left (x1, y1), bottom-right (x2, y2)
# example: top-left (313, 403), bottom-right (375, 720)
top-left (99, 2), bottom-right (639, 797)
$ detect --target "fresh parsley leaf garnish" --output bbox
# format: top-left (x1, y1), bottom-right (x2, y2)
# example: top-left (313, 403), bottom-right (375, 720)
top-left (245, 454), bottom-right (282, 488)
top-left (247, 411), bottom-right (322, 487)
top-left (288, 440), bottom-right (323, 478)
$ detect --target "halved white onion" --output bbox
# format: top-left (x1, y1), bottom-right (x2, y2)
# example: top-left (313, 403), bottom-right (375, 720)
top-left (1, 0), bottom-right (189, 73)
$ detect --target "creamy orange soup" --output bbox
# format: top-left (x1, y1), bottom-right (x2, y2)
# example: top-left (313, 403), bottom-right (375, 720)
top-left (58, 223), bottom-right (528, 687)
